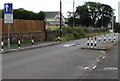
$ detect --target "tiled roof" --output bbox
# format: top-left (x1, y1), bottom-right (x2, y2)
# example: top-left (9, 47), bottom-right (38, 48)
top-left (45, 12), bottom-right (59, 19)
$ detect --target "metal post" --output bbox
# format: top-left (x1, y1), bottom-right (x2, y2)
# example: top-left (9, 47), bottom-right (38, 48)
top-left (60, 0), bottom-right (62, 38)
top-left (8, 24), bottom-right (10, 49)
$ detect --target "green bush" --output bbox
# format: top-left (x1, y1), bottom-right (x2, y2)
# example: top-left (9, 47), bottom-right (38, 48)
top-left (50, 27), bottom-right (109, 41)
top-left (60, 27), bottom-right (87, 41)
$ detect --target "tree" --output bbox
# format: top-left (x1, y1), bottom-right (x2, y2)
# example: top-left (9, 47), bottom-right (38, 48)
top-left (0, 8), bottom-right (45, 20)
top-left (37, 11), bottom-right (46, 20)
top-left (76, 4), bottom-right (92, 27)
top-left (68, 17), bottom-right (73, 27)
top-left (73, 2), bottom-right (113, 27)
top-left (13, 8), bottom-right (38, 20)
top-left (95, 4), bottom-right (113, 27)
top-left (0, 9), bottom-right (4, 18)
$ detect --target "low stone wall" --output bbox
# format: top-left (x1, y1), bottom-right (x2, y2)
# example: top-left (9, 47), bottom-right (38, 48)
top-left (1, 32), bottom-right (45, 43)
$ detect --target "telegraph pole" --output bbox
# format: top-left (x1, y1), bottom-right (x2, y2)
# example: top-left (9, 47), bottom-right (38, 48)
top-left (102, 6), bottom-right (104, 29)
top-left (60, 0), bottom-right (62, 37)
top-left (73, 0), bottom-right (75, 27)
top-left (112, 9), bottom-right (115, 32)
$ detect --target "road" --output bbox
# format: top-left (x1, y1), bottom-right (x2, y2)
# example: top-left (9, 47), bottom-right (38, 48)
top-left (85, 42), bottom-right (119, 79)
top-left (2, 33), bottom-right (119, 79)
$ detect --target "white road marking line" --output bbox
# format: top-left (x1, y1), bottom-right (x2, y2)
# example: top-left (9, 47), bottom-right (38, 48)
top-left (93, 65), bottom-right (97, 70)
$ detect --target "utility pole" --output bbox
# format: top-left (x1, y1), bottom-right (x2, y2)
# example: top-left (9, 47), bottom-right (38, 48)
top-left (60, 0), bottom-right (62, 38)
top-left (102, 6), bottom-right (104, 29)
top-left (112, 9), bottom-right (115, 32)
top-left (73, 0), bottom-right (75, 27)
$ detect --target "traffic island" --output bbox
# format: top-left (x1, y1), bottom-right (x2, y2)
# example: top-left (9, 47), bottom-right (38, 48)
top-left (81, 42), bottom-right (117, 51)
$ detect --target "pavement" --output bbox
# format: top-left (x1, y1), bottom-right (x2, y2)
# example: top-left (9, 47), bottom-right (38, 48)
top-left (0, 42), bottom-right (61, 54)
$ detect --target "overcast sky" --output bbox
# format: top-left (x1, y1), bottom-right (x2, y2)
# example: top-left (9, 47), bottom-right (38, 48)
top-left (0, 0), bottom-right (119, 21)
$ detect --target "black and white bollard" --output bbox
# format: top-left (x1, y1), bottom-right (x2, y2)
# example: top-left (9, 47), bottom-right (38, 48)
top-left (104, 34), bottom-right (106, 42)
top-left (98, 36), bottom-right (101, 43)
top-left (94, 37), bottom-right (97, 48)
top-left (87, 37), bottom-right (90, 47)
top-left (113, 33), bottom-right (116, 42)
top-left (109, 34), bottom-right (111, 42)
top-left (58, 36), bottom-right (61, 42)
top-left (31, 39), bottom-right (34, 46)
top-left (18, 39), bottom-right (21, 49)
top-left (91, 37), bottom-right (93, 48)
top-left (1, 40), bottom-right (4, 51)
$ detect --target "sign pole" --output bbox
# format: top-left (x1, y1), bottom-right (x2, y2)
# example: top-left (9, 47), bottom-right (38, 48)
top-left (4, 3), bottom-right (13, 50)
top-left (8, 24), bottom-right (10, 49)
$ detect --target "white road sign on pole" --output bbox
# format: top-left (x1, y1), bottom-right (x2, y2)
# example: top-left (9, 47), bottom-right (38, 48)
top-left (4, 3), bottom-right (13, 49)
top-left (4, 14), bottom-right (13, 23)
top-left (4, 3), bottom-right (13, 24)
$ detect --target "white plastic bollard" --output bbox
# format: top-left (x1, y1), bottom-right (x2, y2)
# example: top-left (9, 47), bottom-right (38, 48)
top-left (32, 39), bottom-right (34, 46)
top-left (94, 37), bottom-right (97, 48)
top-left (18, 39), bottom-right (21, 49)
top-left (104, 34), bottom-right (106, 42)
top-left (87, 37), bottom-right (90, 47)
top-left (98, 36), bottom-right (100, 43)
top-left (113, 34), bottom-right (116, 42)
top-left (109, 34), bottom-right (111, 42)
top-left (58, 36), bottom-right (61, 42)
top-left (1, 41), bottom-right (4, 51)
top-left (91, 37), bottom-right (93, 48)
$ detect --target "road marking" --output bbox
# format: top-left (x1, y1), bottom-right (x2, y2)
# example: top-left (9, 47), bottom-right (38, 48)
top-left (62, 44), bottom-right (79, 47)
top-left (84, 66), bottom-right (90, 70)
top-left (104, 67), bottom-right (118, 70)
top-left (102, 56), bottom-right (106, 59)
top-left (92, 65), bottom-right (97, 70)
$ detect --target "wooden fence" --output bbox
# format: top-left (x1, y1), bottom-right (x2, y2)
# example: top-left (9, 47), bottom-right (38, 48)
top-left (0, 19), bottom-right (46, 42)
top-left (1, 19), bottom-right (45, 34)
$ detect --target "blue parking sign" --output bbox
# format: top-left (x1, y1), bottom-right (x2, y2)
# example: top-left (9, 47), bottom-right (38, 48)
top-left (4, 3), bottom-right (13, 14)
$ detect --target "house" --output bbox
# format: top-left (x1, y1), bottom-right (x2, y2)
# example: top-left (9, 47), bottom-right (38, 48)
top-left (45, 11), bottom-right (66, 26)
